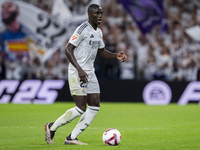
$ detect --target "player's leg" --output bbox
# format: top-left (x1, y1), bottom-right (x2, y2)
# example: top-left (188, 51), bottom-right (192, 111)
top-left (44, 105), bottom-right (85, 144)
top-left (45, 71), bottom-right (87, 144)
top-left (45, 96), bottom-right (86, 144)
top-left (65, 93), bottom-right (100, 145)
top-left (64, 95), bottom-right (89, 145)
top-left (65, 72), bottom-right (100, 145)
top-left (50, 96), bottom-right (87, 131)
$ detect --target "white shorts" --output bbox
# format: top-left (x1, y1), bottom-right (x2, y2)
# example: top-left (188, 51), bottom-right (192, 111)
top-left (68, 70), bottom-right (100, 96)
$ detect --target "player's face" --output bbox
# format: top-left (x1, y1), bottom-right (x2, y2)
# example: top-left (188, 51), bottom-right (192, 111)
top-left (1, 2), bottom-right (17, 19)
top-left (91, 6), bottom-right (103, 26)
top-left (1, 2), bottom-right (18, 25)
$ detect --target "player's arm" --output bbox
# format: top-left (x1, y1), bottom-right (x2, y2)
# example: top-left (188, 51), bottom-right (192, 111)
top-left (98, 47), bottom-right (127, 62)
top-left (65, 43), bottom-right (88, 83)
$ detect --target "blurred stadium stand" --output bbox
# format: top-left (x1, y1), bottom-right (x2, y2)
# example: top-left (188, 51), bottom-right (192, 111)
top-left (0, 0), bottom-right (200, 82)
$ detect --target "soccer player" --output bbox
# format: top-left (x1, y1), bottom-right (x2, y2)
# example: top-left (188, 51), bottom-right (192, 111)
top-left (44, 4), bottom-right (127, 145)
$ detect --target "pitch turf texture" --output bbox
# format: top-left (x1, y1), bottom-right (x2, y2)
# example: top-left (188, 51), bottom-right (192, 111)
top-left (0, 102), bottom-right (199, 150)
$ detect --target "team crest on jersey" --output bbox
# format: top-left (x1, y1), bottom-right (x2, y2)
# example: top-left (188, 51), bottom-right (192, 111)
top-left (99, 32), bottom-right (102, 38)
top-left (82, 88), bottom-right (86, 94)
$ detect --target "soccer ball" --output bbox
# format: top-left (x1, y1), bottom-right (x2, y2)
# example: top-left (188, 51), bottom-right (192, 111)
top-left (102, 128), bottom-right (121, 146)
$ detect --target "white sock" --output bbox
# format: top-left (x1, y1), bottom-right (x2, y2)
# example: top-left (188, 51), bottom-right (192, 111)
top-left (50, 106), bottom-right (84, 131)
top-left (70, 106), bottom-right (100, 139)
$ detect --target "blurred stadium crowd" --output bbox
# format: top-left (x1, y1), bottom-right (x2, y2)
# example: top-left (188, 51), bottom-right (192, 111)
top-left (1, 0), bottom-right (200, 81)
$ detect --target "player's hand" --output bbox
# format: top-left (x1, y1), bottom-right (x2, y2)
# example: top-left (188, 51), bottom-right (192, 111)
top-left (116, 51), bottom-right (127, 62)
top-left (78, 68), bottom-right (89, 83)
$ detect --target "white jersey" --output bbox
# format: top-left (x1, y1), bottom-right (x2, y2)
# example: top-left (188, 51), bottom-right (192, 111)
top-left (68, 21), bottom-right (105, 73)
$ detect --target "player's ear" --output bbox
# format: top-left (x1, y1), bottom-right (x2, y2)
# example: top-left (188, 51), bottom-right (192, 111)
top-left (88, 13), bottom-right (91, 19)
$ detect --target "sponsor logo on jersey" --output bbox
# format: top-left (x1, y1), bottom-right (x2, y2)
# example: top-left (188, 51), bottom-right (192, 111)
top-left (90, 34), bottom-right (94, 38)
top-left (72, 34), bottom-right (79, 41)
top-left (89, 40), bottom-right (100, 49)
top-left (72, 36), bottom-right (77, 41)
top-left (89, 40), bottom-right (100, 45)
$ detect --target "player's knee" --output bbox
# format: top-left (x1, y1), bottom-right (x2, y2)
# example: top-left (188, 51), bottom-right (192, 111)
top-left (87, 94), bottom-right (100, 107)
top-left (76, 105), bottom-right (87, 112)
top-left (74, 100), bottom-right (87, 111)
top-left (88, 99), bottom-right (100, 107)
top-left (94, 100), bottom-right (100, 107)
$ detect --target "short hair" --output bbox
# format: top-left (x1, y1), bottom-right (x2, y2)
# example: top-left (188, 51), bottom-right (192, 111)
top-left (87, 4), bottom-right (100, 14)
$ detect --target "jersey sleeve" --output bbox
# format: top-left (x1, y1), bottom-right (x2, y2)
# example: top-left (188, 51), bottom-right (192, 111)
top-left (69, 26), bottom-right (85, 47)
top-left (98, 29), bottom-right (105, 49)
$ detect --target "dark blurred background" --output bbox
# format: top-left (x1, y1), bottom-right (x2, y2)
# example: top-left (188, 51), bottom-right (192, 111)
top-left (0, 0), bottom-right (200, 82)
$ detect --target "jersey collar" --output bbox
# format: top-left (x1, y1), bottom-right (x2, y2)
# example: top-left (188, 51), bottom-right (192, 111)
top-left (87, 21), bottom-right (97, 31)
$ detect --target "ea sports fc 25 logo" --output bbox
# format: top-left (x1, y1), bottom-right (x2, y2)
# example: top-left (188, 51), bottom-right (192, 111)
top-left (143, 80), bottom-right (200, 105)
top-left (0, 80), bottom-right (65, 104)
top-left (143, 80), bottom-right (172, 105)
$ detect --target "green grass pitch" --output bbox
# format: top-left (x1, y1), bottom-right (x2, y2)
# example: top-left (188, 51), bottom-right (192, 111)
top-left (0, 102), bottom-right (200, 150)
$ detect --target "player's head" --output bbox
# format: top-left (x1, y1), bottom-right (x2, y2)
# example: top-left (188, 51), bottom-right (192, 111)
top-left (1, 1), bottom-right (19, 25)
top-left (88, 4), bottom-right (103, 26)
